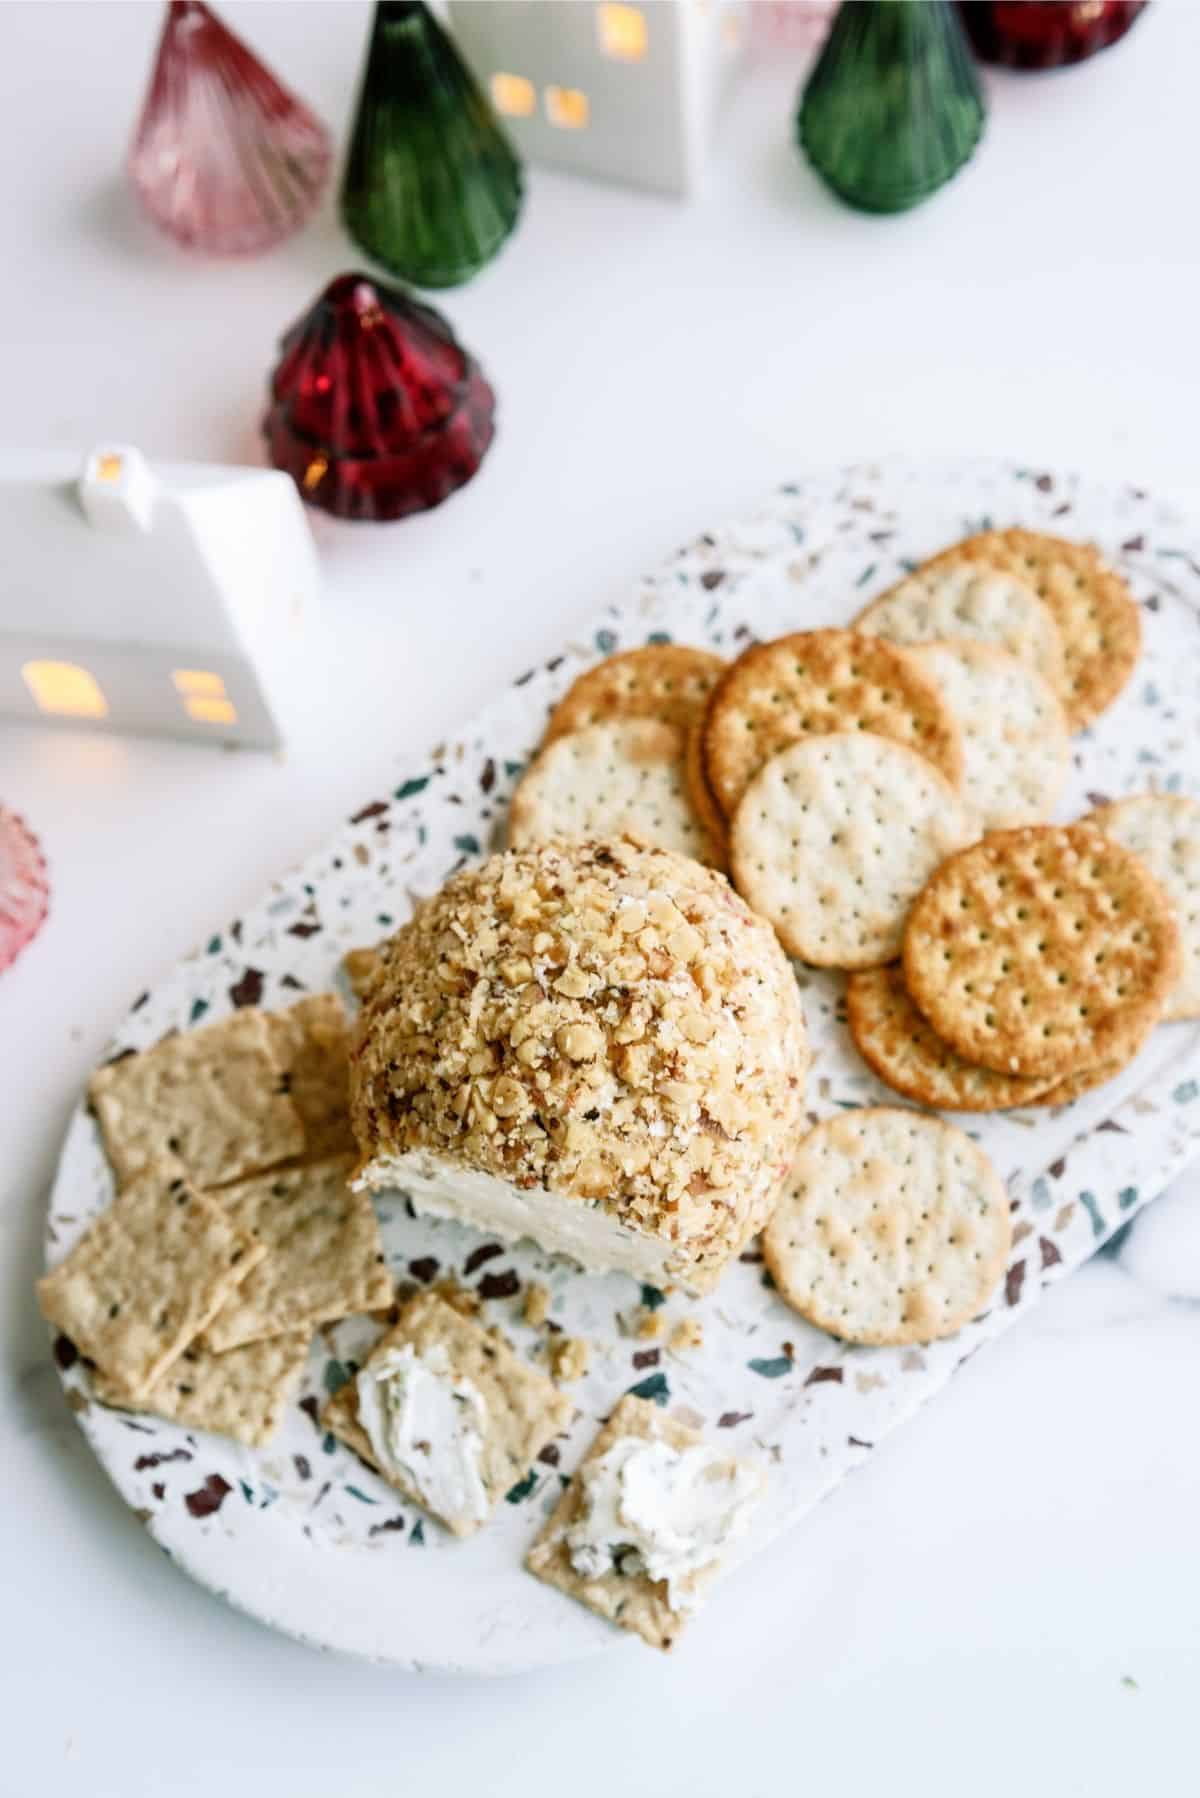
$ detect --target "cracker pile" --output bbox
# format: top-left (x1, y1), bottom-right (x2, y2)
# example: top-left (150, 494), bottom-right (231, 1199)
top-left (511, 645), bottom-right (729, 866)
top-left (498, 528), bottom-right (1190, 1365)
top-left (39, 993), bottom-right (390, 1447)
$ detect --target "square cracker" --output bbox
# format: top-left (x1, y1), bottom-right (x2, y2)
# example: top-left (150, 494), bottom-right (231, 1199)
top-left (525, 1394), bottom-right (763, 1653)
top-left (89, 1009), bottom-right (304, 1189)
top-left (36, 1162), bottom-right (266, 1399)
top-left (265, 994), bottom-right (355, 1157)
top-left (94, 1329), bottom-right (310, 1447)
top-left (204, 1155), bottom-right (392, 1352)
top-left (321, 1291), bottom-right (574, 1537)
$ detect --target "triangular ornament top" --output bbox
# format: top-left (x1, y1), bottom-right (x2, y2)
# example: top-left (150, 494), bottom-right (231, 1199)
top-left (341, 1), bottom-right (523, 289)
top-left (263, 273), bottom-right (497, 521)
top-left (799, 0), bottom-right (985, 214)
top-left (129, 0), bottom-right (332, 255)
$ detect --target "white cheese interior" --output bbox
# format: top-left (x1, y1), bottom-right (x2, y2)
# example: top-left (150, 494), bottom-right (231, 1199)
top-left (361, 1148), bottom-right (674, 1285)
top-left (566, 1436), bottom-right (761, 1612)
top-left (355, 1342), bottom-right (489, 1529)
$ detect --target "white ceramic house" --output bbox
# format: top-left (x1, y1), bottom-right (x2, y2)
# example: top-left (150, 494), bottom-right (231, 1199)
top-left (0, 448), bottom-right (319, 750)
top-left (448, 0), bottom-right (746, 196)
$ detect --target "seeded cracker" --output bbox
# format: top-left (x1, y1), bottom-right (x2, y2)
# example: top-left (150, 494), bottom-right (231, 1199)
top-left (89, 1009), bottom-right (304, 1189)
top-left (729, 733), bottom-right (972, 968)
top-left (910, 640), bottom-right (1069, 833)
top-left (846, 964), bottom-right (1055, 1111)
top-left (509, 718), bottom-right (722, 866)
top-left (922, 528), bottom-right (1141, 731)
top-left (94, 1330), bottom-right (310, 1447)
top-left (1031, 1030), bottom-right (1153, 1108)
top-left (265, 993), bottom-right (355, 1156)
top-left (37, 1163), bottom-right (265, 1399)
top-left (526, 1394), bottom-right (763, 1653)
top-left (204, 1155), bottom-right (392, 1352)
top-left (852, 563), bottom-right (1068, 701)
top-left (322, 1292), bottom-right (573, 1537)
top-left (1090, 793), bottom-right (1200, 1021)
top-left (685, 721), bottom-right (729, 866)
top-left (763, 1109), bottom-right (1011, 1346)
top-left (543, 644), bottom-right (725, 743)
top-left (701, 628), bottom-right (963, 820)
top-left (902, 823), bottom-right (1180, 1079)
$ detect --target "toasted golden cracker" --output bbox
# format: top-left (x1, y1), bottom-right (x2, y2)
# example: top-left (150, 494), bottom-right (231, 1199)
top-left (266, 994), bottom-right (355, 1157)
top-left (685, 722), bottom-right (728, 867)
top-left (509, 719), bottom-right (722, 866)
top-left (902, 823), bottom-right (1180, 1079)
top-left (525, 1394), bottom-right (763, 1652)
top-left (322, 1292), bottom-right (573, 1537)
top-left (702, 628), bottom-right (963, 820)
top-left (543, 644), bottom-right (724, 744)
top-left (37, 1162), bottom-right (265, 1398)
top-left (911, 640), bottom-right (1069, 833)
top-left (204, 1155), bottom-right (391, 1351)
top-left (89, 1009), bottom-right (304, 1189)
top-left (1031, 1031), bottom-right (1151, 1108)
top-left (923, 529), bottom-right (1141, 731)
top-left (94, 1329), bottom-right (310, 1447)
top-left (852, 563), bottom-right (1067, 701)
top-left (846, 964), bottom-right (1055, 1111)
top-left (763, 1109), bottom-right (1011, 1346)
top-left (729, 733), bottom-right (972, 968)
top-left (1090, 793), bottom-right (1200, 1021)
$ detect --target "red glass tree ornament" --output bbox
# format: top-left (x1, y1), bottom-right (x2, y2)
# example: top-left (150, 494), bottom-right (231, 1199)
top-left (0, 808), bottom-right (49, 974)
top-left (958, 3), bottom-right (1147, 69)
top-left (263, 274), bottom-right (496, 522)
top-left (129, 1), bottom-right (332, 255)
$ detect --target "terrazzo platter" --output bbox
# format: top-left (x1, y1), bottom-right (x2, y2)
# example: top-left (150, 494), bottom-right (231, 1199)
top-left (45, 458), bottom-right (1200, 1674)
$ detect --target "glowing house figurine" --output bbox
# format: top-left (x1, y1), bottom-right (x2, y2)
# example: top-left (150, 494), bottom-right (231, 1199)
top-left (0, 447), bottom-right (319, 750)
top-left (447, 0), bottom-right (745, 196)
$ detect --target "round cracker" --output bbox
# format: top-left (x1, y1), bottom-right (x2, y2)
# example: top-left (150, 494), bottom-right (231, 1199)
top-left (1089, 793), bottom-right (1200, 1021)
top-left (729, 733), bottom-right (972, 969)
top-left (902, 823), bottom-right (1180, 1079)
top-left (763, 1108), bottom-right (1011, 1347)
top-left (702, 628), bottom-right (963, 820)
top-left (508, 719), bottom-right (721, 866)
top-left (910, 640), bottom-right (1070, 833)
top-left (1031, 1024), bottom-right (1153, 1108)
top-left (543, 645), bottom-right (725, 744)
top-left (846, 964), bottom-right (1054, 1111)
top-left (684, 722), bottom-right (728, 867)
top-left (923, 529), bottom-right (1141, 731)
top-left (853, 563), bottom-right (1067, 700)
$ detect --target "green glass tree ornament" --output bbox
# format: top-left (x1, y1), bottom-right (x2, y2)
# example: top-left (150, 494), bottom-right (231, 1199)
top-left (341, 1), bottom-right (523, 288)
top-left (798, 0), bottom-right (985, 214)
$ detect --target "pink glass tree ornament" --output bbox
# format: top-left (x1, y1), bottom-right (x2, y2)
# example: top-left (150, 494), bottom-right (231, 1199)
top-left (0, 808), bottom-right (49, 974)
top-left (129, 1), bottom-right (332, 255)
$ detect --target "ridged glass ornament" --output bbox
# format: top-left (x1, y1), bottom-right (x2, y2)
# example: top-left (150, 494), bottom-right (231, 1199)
top-left (129, 0), bottom-right (332, 255)
top-left (799, 0), bottom-right (985, 214)
top-left (958, 2), bottom-right (1147, 70)
top-left (340, 1), bottom-right (523, 289)
top-left (0, 807), bottom-right (49, 974)
top-left (263, 273), bottom-right (496, 522)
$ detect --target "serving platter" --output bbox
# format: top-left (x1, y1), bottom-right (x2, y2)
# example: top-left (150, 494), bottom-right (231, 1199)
top-left (45, 457), bottom-right (1200, 1673)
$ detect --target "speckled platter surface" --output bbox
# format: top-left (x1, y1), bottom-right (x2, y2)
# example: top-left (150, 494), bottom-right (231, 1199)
top-left (46, 459), bottom-right (1200, 1674)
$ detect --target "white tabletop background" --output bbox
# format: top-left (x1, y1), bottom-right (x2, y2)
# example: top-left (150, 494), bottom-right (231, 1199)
top-left (4, 2), bottom-right (1200, 1792)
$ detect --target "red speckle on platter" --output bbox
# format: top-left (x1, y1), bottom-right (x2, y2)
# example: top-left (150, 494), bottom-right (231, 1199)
top-left (0, 807), bottom-right (49, 973)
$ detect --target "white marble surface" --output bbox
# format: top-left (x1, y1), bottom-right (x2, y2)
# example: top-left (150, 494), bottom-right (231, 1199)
top-left (3, 3), bottom-right (1200, 1792)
